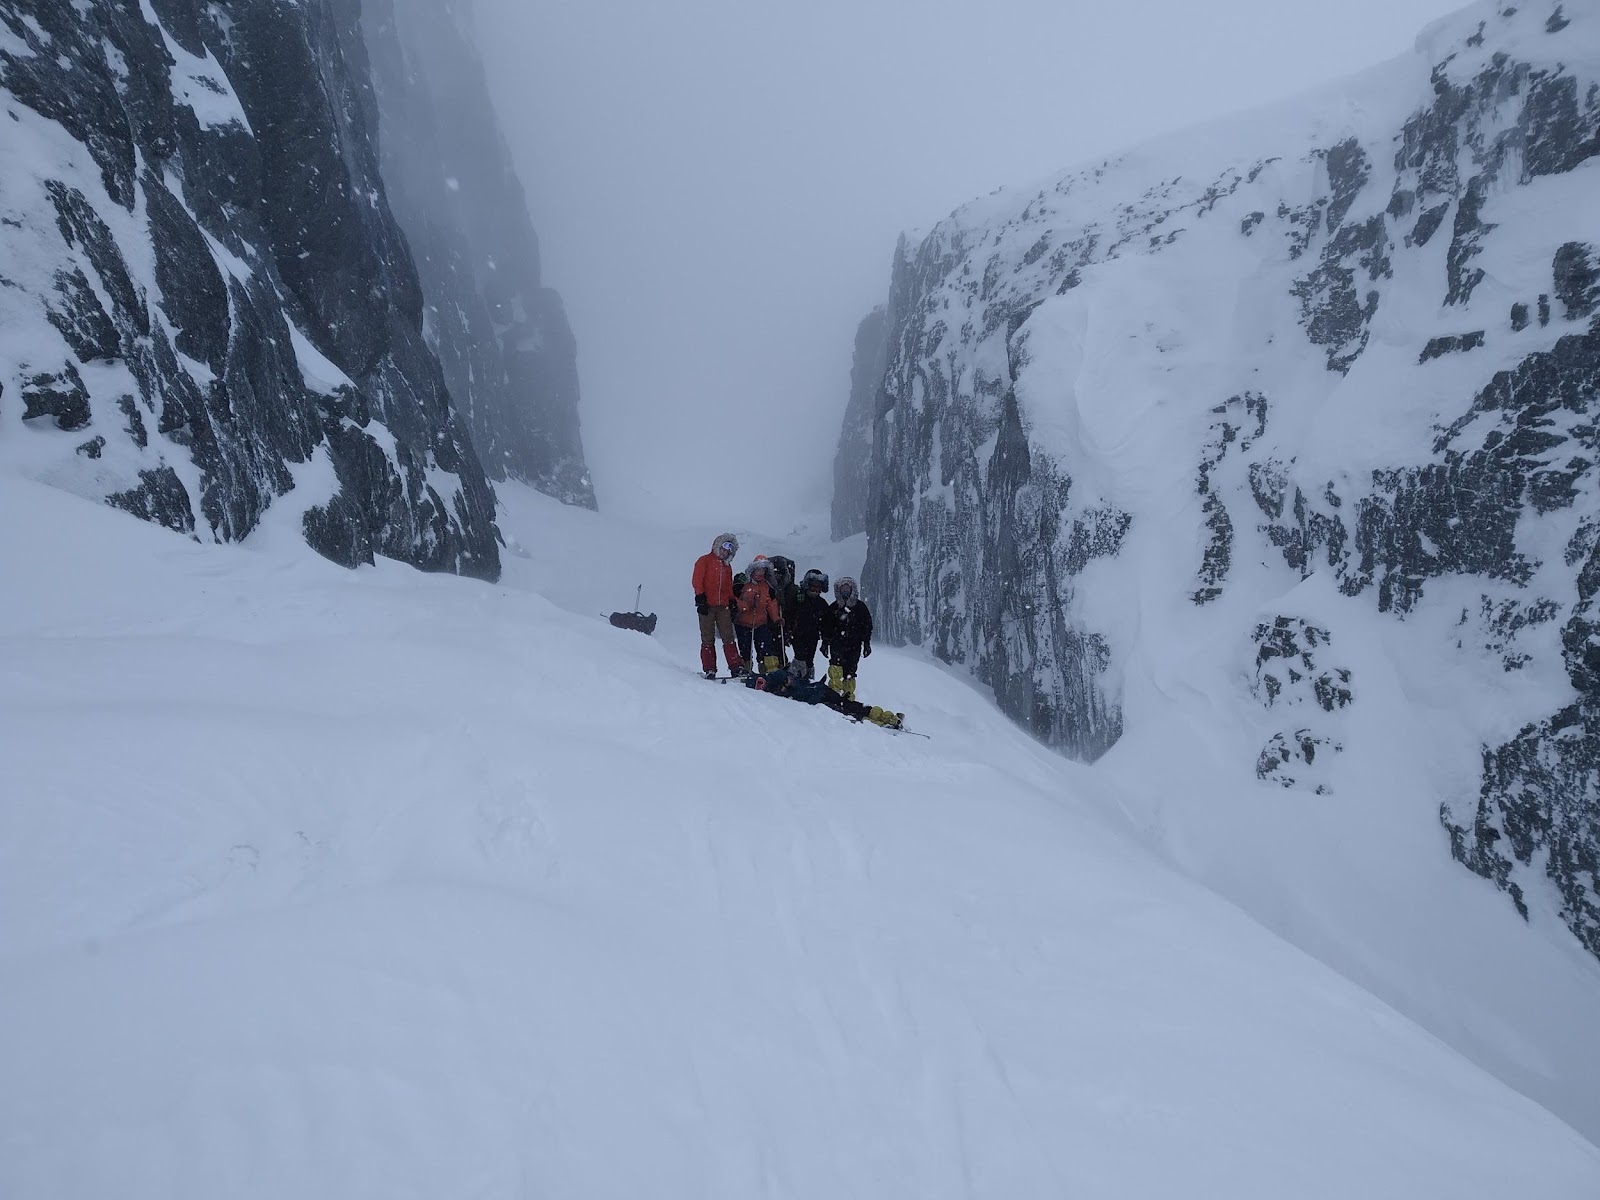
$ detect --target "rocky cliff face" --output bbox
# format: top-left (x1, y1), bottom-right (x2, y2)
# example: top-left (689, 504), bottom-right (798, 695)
top-left (832, 304), bottom-right (888, 540)
top-left (363, 0), bottom-right (594, 509)
top-left (852, 1), bottom-right (1600, 961)
top-left (0, 0), bottom-right (500, 577)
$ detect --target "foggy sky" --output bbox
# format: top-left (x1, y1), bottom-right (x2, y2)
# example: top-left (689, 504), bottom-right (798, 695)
top-left (473, 0), bottom-right (1467, 529)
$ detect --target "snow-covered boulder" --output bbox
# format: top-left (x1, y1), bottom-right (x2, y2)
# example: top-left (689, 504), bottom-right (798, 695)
top-left (851, 1), bottom-right (1600, 960)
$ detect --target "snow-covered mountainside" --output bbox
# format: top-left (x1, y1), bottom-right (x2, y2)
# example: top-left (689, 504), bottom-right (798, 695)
top-left (832, 305), bottom-right (888, 540)
top-left (363, 0), bottom-right (595, 509)
top-left (848, 2), bottom-right (1600, 965)
top-left (0, 0), bottom-right (499, 576)
top-left (3, 474), bottom-right (1599, 1196)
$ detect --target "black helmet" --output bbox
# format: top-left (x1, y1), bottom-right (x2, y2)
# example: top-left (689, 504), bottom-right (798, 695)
top-left (803, 569), bottom-right (829, 593)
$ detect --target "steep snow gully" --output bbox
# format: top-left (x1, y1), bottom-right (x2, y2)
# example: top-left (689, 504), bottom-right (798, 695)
top-left (2, 477), bottom-right (1598, 1198)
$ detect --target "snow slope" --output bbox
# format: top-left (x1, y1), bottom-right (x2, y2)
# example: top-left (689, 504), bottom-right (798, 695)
top-left (3, 477), bottom-right (1598, 1198)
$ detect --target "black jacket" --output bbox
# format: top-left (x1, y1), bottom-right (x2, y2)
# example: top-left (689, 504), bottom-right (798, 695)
top-left (828, 598), bottom-right (872, 654)
top-left (789, 591), bottom-right (831, 644)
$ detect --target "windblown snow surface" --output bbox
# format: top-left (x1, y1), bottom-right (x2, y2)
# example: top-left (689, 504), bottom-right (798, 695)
top-left (2, 475), bottom-right (1599, 1198)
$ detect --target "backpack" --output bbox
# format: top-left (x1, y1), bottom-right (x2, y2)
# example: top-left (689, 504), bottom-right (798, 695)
top-left (609, 610), bottom-right (658, 635)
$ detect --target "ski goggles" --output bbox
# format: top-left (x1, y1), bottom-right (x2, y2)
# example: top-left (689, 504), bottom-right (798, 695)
top-left (716, 541), bottom-right (737, 559)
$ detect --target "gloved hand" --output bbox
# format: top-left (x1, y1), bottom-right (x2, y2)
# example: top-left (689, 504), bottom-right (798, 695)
top-left (862, 643), bottom-right (872, 657)
top-left (695, 593), bottom-right (709, 616)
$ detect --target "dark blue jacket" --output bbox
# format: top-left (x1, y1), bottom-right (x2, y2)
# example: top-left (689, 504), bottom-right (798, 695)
top-left (745, 669), bottom-right (833, 704)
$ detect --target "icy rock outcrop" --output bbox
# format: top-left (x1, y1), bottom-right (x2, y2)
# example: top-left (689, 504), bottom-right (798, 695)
top-left (363, 0), bottom-right (594, 508)
top-left (848, 1), bottom-right (1600, 956)
top-left (0, 0), bottom-right (499, 577)
top-left (1250, 617), bottom-right (1352, 795)
top-left (832, 304), bottom-right (888, 540)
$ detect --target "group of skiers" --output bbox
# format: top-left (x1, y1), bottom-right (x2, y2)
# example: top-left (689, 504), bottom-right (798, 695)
top-left (691, 533), bottom-right (902, 729)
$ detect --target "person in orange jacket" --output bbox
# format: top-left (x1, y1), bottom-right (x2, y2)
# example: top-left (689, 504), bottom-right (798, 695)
top-left (692, 532), bottom-right (742, 678)
top-left (734, 555), bottom-right (783, 674)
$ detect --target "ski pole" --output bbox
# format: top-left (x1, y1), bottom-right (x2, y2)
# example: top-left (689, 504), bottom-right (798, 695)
top-left (634, 584), bottom-right (642, 613)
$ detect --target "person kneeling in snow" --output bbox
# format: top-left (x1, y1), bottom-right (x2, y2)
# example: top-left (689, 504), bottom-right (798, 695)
top-left (744, 667), bottom-right (903, 729)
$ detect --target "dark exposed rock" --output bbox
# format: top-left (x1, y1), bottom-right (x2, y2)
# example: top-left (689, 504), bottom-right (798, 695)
top-left (1448, 699), bottom-right (1600, 957)
top-left (1258, 729), bottom-right (1341, 794)
top-left (1252, 619), bottom-right (1350, 794)
top-left (1419, 331), bottom-right (1486, 361)
top-left (46, 268), bottom-right (121, 363)
top-left (1249, 322), bottom-right (1600, 613)
top-left (21, 365), bottom-right (91, 431)
top-left (362, 0), bottom-right (594, 508)
top-left (1251, 617), bottom-right (1354, 713)
top-left (1446, 179), bottom-right (1494, 306)
top-left (833, 304), bottom-right (888, 540)
top-left (76, 435), bottom-right (106, 460)
top-left (1193, 394), bottom-right (1268, 604)
top-left (1292, 214), bottom-right (1390, 372)
top-left (1, 0), bottom-right (503, 578)
top-left (1323, 138), bottom-right (1370, 230)
top-left (118, 396), bottom-right (149, 449)
top-left (144, 171), bottom-right (229, 371)
top-left (1407, 202), bottom-right (1450, 247)
top-left (108, 466), bottom-right (195, 536)
top-left (1468, 595), bottom-right (1561, 671)
top-left (1512, 302), bottom-right (1531, 331)
top-left (1553, 241), bottom-right (1600, 319)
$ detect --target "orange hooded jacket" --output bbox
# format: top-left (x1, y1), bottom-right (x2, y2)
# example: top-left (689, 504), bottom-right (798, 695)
top-left (735, 571), bottom-right (781, 628)
top-left (692, 537), bottom-right (737, 607)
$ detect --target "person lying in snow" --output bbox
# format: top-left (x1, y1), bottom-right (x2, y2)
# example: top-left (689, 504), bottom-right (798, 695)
top-left (744, 666), bottom-right (903, 729)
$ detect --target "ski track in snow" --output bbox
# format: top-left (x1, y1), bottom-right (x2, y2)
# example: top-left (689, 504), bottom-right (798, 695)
top-left (1, 476), bottom-right (1598, 1198)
